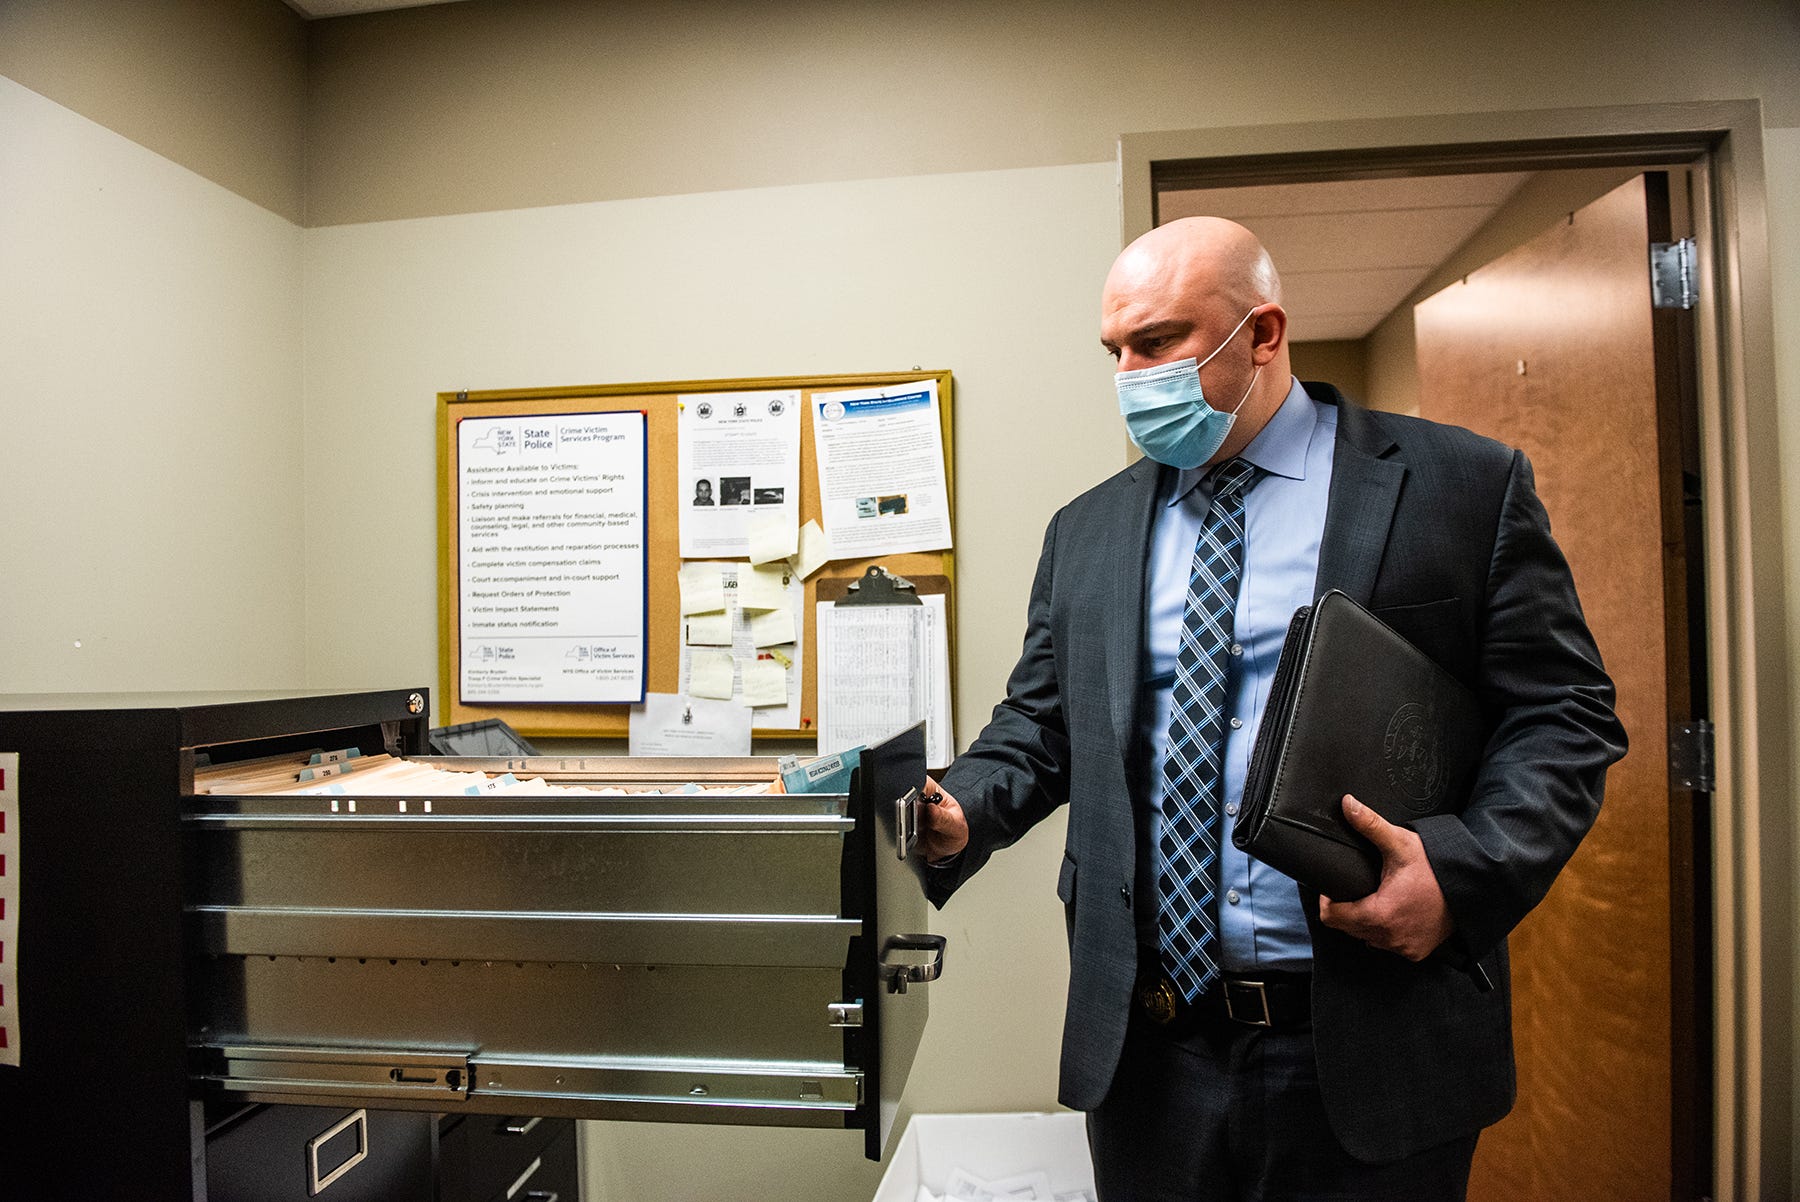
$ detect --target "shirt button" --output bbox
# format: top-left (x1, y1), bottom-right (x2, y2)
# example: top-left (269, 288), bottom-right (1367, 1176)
top-left (1229, 717), bottom-right (1243, 729)
top-left (1120, 885), bottom-right (1132, 908)
top-left (1225, 801), bottom-right (1239, 816)
top-left (1226, 889), bottom-right (1241, 906)
top-left (1230, 643), bottom-right (1243, 656)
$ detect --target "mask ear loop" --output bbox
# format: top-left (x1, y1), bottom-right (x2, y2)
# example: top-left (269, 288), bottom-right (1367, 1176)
top-left (1226, 365), bottom-right (1264, 416)
top-left (1195, 305), bottom-right (1260, 372)
top-left (1199, 305), bottom-right (1267, 417)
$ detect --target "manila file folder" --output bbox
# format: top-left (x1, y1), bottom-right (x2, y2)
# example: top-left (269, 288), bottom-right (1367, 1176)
top-left (1233, 590), bottom-right (1484, 901)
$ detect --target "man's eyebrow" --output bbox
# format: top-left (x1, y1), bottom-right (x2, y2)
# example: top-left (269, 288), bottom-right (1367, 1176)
top-left (1101, 319), bottom-right (1190, 354)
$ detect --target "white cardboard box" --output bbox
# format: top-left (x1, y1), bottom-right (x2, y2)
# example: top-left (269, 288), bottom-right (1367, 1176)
top-left (872, 1111), bottom-right (1096, 1202)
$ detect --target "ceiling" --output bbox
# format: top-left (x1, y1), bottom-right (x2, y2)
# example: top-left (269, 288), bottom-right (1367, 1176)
top-left (1159, 172), bottom-right (1530, 342)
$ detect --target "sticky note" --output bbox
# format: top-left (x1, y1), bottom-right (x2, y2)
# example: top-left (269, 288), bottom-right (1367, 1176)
top-left (679, 563), bottom-right (727, 615)
top-left (685, 613), bottom-right (734, 646)
top-left (748, 513), bottom-right (799, 565)
top-left (689, 650), bottom-right (736, 700)
top-left (793, 519), bottom-right (832, 580)
top-left (741, 659), bottom-right (789, 707)
top-left (749, 607), bottom-right (796, 648)
top-left (739, 562), bottom-right (790, 611)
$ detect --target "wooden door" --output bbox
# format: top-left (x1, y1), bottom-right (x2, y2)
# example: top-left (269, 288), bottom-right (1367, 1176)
top-left (1413, 173), bottom-right (1699, 1202)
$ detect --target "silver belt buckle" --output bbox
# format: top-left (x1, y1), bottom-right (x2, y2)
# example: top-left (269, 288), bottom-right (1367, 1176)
top-left (1224, 978), bottom-right (1273, 1027)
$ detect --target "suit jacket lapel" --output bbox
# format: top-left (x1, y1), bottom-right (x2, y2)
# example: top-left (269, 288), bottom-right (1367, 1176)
top-left (1108, 456), bottom-right (1161, 772)
top-left (1312, 385), bottom-right (1404, 605)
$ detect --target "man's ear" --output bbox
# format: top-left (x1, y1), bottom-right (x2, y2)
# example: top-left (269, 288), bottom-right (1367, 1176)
top-left (1250, 304), bottom-right (1287, 365)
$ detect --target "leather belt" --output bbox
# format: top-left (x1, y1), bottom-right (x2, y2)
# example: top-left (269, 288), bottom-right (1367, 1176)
top-left (1135, 967), bottom-right (1312, 1034)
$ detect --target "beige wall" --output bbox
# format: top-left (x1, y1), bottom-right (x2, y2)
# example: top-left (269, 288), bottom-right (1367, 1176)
top-left (0, 0), bottom-right (306, 223)
top-left (3, 0), bottom-right (1799, 1197)
top-left (299, 0), bottom-right (1800, 227)
top-left (0, 74), bottom-right (306, 694)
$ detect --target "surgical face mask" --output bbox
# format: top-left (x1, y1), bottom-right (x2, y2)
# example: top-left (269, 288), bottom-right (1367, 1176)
top-left (1115, 307), bottom-right (1262, 469)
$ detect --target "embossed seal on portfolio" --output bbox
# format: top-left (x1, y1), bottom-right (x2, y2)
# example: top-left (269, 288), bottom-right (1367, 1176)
top-left (1382, 701), bottom-right (1444, 810)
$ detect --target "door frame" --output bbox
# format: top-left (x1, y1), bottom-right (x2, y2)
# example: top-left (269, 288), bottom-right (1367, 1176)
top-left (1117, 100), bottom-right (1788, 1202)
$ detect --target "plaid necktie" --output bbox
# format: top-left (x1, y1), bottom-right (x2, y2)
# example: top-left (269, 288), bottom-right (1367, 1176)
top-left (1156, 457), bottom-right (1262, 1002)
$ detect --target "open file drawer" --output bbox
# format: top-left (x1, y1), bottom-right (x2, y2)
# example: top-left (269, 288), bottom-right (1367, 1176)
top-left (185, 716), bottom-right (939, 1162)
top-left (0, 688), bottom-right (940, 1200)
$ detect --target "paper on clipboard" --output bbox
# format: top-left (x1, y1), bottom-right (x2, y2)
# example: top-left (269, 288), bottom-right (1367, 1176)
top-left (816, 592), bottom-right (952, 768)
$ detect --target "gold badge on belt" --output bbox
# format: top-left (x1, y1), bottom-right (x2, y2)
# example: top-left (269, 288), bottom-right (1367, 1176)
top-left (1139, 977), bottom-right (1179, 1025)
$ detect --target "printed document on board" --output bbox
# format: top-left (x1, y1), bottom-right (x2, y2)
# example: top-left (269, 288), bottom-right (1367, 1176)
top-left (678, 389), bottom-right (801, 558)
top-left (628, 693), bottom-right (753, 757)
top-left (458, 410), bottom-right (647, 704)
top-left (811, 381), bottom-right (952, 558)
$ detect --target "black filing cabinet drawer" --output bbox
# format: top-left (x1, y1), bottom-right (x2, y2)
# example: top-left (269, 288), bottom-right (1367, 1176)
top-left (206, 1104), bottom-right (435, 1202)
top-left (439, 1113), bottom-right (578, 1202)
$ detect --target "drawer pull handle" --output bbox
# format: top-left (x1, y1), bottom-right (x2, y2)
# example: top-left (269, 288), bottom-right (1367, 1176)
top-left (895, 788), bottom-right (921, 860)
top-left (306, 1109), bottom-right (368, 1196)
top-left (879, 933), bottom-right (946, 994)
top-left (502, 1115), bottom-right (542, 1136)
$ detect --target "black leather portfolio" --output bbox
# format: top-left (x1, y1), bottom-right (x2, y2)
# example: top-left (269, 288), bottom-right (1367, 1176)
top-left (1234, 590), bottom-right (1484, 900)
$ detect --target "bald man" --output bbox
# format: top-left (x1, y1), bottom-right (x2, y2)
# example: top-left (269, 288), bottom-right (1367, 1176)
top-left (918, 218), bottom-right (1624, 1200)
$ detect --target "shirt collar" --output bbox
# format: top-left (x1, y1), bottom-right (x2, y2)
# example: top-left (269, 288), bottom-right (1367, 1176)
top-left (1165, 376), bottom-right (1316, 506)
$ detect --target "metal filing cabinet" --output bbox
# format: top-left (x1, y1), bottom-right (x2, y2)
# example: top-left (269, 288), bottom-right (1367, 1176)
top-left (0, 688), bottom-right (940, 1200)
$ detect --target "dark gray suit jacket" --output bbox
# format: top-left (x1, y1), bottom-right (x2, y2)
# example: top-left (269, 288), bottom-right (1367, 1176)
top-left (927, 383), bottom-right (1626, 1163)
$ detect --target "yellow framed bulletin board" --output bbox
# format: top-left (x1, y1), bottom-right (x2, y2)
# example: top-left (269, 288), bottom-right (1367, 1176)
top-left (438, 372), bottom-right (955, 740)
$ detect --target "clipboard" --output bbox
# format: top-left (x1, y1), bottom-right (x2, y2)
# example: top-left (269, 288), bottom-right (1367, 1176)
top-left (818, 566), bottom-right (953, 770)
top-left (835, 565), bottom-right (925, 607)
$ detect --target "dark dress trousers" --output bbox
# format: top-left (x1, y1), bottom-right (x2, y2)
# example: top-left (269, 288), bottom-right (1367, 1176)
top-left (928, 383), bottom-right (1627, 1163)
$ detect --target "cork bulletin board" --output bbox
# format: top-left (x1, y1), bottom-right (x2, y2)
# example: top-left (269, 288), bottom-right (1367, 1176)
top-left (438, 372), bottom-right (955, 739)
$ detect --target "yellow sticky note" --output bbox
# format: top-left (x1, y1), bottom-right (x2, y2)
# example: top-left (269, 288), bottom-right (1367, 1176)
top-left (739, 562), bottom-right (790, 611)
top-left (741, 659), bottom-right (789, 707)
top-left (793, 519), bottom-right (831, 580)
top-left (748, 514), bottom-right (799, 565)
top-left (689, 650), bottom-right (736, 700)
top-left (749, 607), bottom-right (796, 648)
top-left (685, 613), bottom-right (734, 646)
top-left (679, 563), bottom-right (727, 615)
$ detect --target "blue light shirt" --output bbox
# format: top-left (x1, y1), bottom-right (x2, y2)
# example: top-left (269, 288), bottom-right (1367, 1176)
top-left (1138, 378), bottom-right (1336, 972)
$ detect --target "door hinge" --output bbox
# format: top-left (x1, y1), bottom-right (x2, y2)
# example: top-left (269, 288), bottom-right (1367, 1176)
top-left (1650, 238), bottom-right (1697, 310)
top-left (1669, 719), bottom-right (1714, 793)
